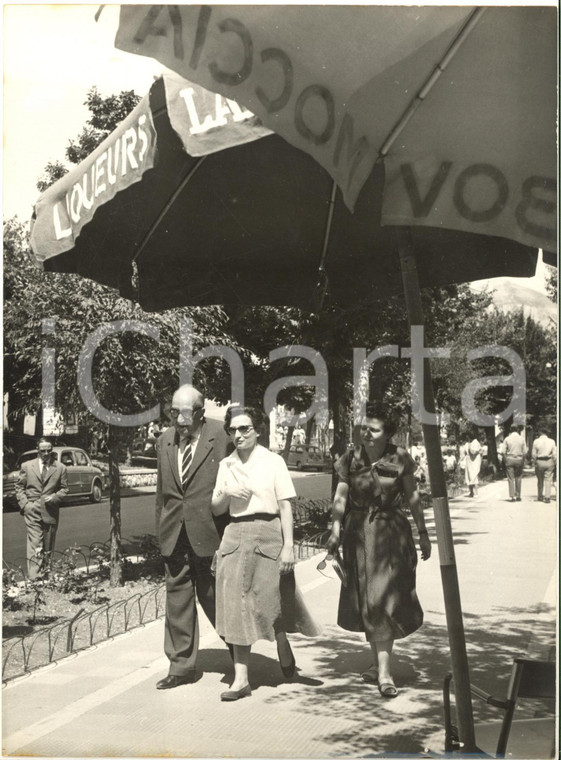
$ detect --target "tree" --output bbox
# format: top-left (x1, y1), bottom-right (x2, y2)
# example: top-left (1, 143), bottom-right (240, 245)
top-left (430, 303), bottom-right (557, 469)
top-left (222, 283), bottom-right (494, 452)
top-left (544, 263), bottom-right (557, 304)
top-left (3, 217), bottom-right (236, 584)
top-left (5, 87), bottom-right (238, 586)
top-left (36, 88), bottom-right (141, 189)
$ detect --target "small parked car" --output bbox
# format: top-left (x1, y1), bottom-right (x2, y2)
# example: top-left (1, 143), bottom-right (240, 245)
top-left (287, 444), bottom-right (331, 471)
top-left (3, 446), bottom-right (106, 510)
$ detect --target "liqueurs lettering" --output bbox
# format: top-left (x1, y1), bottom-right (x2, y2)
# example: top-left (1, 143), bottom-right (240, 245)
top-left (52, 115), bottom-right (151, 240)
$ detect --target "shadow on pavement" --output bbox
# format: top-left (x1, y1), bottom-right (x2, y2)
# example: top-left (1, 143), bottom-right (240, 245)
top-left (196, 648), bottom-right (324, 690)
top-left (254, 606), bottom-right (556, 757)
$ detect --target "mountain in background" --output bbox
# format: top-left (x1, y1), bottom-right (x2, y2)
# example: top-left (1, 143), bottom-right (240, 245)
top-left (481, 279), bottom-right (557, 325)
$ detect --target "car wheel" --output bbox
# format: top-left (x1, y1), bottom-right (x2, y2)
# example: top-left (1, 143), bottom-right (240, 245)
top-left (90, 479), bottom-right (103, 503)
top-left (296, 460), bottom-right (303, 471)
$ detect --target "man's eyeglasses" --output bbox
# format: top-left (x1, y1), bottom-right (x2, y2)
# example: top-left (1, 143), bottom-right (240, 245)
top-left (227, 425), bottom-right (254, 437)
top-left (38, 448), bottom-right (52, 454)
top-left (169, 407), bottom-right (203, 419)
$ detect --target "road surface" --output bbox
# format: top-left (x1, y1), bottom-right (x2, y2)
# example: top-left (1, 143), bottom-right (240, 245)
top-left (2, 471), bottom-right (331, 568)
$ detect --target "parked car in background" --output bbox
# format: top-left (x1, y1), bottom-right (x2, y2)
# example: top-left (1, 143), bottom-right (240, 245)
top-left (3, 447), bottom-right (106, 510)
top-left (287, 444), bottom-right (331, 471)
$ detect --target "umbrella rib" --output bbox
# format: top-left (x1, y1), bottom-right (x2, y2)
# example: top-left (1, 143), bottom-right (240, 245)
top-left (313, 179), bottom-right (338, 311)
top-left (132, 156), bottom-right (207, 264)
top-left (379, 6), bottom-right (486, 158)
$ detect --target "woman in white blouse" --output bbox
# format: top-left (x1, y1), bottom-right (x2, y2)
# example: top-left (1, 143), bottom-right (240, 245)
top-left (212, 405), bottom-right (296, 701)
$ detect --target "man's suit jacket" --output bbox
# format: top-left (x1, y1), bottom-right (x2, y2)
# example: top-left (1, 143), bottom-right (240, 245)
top-left (15, 458), bottom-right (69, 525)
top-left (155, 419), bottom-right (230, 557)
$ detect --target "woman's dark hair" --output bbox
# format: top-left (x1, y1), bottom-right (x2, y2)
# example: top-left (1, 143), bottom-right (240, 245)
top-left (223, 405), bottom-right (265, 435)
top-left (362, 401), bottom-right (398, 439)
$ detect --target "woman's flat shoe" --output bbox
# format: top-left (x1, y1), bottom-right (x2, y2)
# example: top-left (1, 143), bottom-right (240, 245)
top-left (361, 665), bottom-right (379, 684)
top-left (277, 641), bottom-right (296, 679)
top-left (220, 684), bottom-right (252, 701)
top-left (378, 681), bottom-right (399, 698)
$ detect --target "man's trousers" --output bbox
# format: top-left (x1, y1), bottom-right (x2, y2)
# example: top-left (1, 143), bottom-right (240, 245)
top-left (505, 456), bottom-right (524, 499)
top-left (23, 502), bottom-right (58, 579)
top-left (162, 525), bottom-right (217, 676)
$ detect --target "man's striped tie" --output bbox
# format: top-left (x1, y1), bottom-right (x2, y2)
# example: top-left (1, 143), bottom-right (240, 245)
top-left (181, 442), bottom-right (192, 489)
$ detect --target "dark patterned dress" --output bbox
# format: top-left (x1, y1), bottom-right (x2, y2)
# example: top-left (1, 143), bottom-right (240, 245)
top-left (335, 443), bottom-right (423, 641)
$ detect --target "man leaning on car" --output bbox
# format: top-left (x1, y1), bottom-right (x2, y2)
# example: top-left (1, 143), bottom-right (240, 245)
top-left (15, 437), bottom-right (68, 579)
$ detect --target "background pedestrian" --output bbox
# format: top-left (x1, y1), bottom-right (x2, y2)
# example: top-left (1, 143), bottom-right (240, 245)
top-left (15, 437), bottom-right (68, 579)
top-left (462, 438), bottom-right (482, 497)
top-left (532, 427), bottom-right (556, 503)
top-left (502, 424), bottom-right (526, 501)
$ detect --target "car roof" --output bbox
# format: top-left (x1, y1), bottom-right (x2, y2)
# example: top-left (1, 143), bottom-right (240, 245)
top-left (20, 446), bottom-right (85, 456)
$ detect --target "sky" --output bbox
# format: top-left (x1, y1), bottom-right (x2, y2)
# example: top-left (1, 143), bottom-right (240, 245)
top-left (2, 2), bottom-right (556, 315)
top-left (3, 4), bottom-right (163, 222)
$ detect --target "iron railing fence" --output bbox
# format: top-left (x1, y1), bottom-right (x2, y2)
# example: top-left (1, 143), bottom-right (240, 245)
top-left (3, 497), bottom-right (335, 682)
top-left (2, 584), bottom-right (166, 682)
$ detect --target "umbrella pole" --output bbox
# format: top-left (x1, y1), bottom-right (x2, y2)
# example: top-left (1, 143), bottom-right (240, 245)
top-left (396, 227), bottom-right (477, 752)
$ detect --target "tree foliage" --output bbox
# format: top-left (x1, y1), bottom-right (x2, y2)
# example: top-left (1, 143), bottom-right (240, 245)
top-left (221, 283), bottom-right (496, 447)
top-left (430, 303), bottom-right (557, 457)
top-left (544, 263), bottom-right (557, 304)
top-left (6, 86), bottom-right (236, 586)
top-left (4, 213), bottom-right (237, 584)
top-left (36, 88), bottom-right (141, 192)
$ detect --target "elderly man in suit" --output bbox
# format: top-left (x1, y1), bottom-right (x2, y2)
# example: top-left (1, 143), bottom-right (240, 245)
top-left (155, 383), bottom-right (230, 689)
top-left (15, 437), bottom-right (68, 579)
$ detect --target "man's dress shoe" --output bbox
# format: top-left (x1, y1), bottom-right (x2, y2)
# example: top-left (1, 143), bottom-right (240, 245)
top-left (156, 673), bottom-right (198, 689)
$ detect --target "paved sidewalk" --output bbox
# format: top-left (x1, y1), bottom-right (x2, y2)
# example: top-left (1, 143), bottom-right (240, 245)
top-left (2, 478), bottom-right (557, 758)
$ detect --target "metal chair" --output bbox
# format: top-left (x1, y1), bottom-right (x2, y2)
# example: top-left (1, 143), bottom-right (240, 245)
top-left (444, 657), bottom-right (556, 757)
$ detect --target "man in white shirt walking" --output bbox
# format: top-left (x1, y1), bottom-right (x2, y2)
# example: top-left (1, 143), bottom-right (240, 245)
top-left (531, 428), bottom-right (557, 503)
top-left (502, 425), bottom-right (526, 502)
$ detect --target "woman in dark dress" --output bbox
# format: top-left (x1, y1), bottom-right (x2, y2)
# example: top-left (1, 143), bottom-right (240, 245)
top-left (326, 402), bottom-right (431, 697)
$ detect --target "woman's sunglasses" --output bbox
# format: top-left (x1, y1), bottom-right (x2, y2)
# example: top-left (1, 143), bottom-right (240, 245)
top-left (227, 425), bottom-right (254, 436)
top-left (316, 554), bottom-right (334, 571)
top-left (316, 552), bottom-right (347, 585)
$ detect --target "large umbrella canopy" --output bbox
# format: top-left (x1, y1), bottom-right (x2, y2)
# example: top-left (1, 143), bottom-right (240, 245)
top-left (114, 4), bottom-right (557, 258)
top-left (31, 74), bottom-right (539, 312)
top-left (28, 8), bottom-right (557, 753)
top-left (109, 7), bottom-right (556, 751)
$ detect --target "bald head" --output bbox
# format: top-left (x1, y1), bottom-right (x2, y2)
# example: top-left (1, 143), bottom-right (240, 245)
top-left (173, 384), bottom-right (204, 409)
top-left (170, 384), bottom-right (205, 440)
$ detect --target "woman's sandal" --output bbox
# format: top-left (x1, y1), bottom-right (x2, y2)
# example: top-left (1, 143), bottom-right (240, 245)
top-left (361, 665), bottom-right (379, 684)
top-left (378, 680), bottom-right (399, 698)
